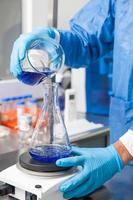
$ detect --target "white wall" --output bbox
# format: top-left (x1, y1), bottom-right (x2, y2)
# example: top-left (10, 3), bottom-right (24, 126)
top-left (0, 79), bottom-right (43, 99)
top-left (22, 0), bottom-right (52, 33)
top-left (58, 0), bottom-right (88, 29)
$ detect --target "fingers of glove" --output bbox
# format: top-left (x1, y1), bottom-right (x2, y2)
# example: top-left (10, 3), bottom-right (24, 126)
top-left (10, 41), bottom-right (22, 76)
top-left (18, 33), bottom-right (42, 61)
top-left (63, 173), bottom-right (95, 199)
top-left (32, 27), bottom-right (57, 39)
top-left (56, 156), bottom-right (84, 167)
top-left (74, 172), bottom-right (96, 198)
top-left (72, 147), bottom-right (101, 157)
top-left (33, 27), bottom-right (60, 42)
top-left (10, 27), bottom-right (58, 77)
top-left (18, 28), bottom-right (57, 61)
top-left (59, 164), bottom-right (89, 193)
top-left (10, 34), bottom-right (37, 76)
top-left (71, 146), bottom-right (87, 156)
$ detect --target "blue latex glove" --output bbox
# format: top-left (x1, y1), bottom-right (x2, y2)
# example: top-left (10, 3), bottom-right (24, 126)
top-left (10, 27), bottom-right (59, 82)
top-left (56, 145), bottom-right (124, 199)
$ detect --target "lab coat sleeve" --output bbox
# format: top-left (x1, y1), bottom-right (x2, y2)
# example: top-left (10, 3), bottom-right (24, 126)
top-left (120, 130), bottom-right (133, 157)
top-left (59, 0), bottom-right (115, 68)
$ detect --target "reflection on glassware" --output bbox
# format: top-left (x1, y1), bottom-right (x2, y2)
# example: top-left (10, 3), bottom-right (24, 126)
top-left (20, 37), bottom-right (64, 85)
top-left (29, 79), bottom-right (71, 163)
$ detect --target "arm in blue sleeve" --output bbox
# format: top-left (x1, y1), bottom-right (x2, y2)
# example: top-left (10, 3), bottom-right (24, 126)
top-left (59, 31), bottom-right (90, 68)
top-left (59, 0), bottom-right (115, 68)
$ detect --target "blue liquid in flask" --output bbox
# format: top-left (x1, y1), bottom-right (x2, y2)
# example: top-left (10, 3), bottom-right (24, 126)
top-left (29, 145), bottom-right (71, 163)
top-left (17, 71), bottom-right (55, 85)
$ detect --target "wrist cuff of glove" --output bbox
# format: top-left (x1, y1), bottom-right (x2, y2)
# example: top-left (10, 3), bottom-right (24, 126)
top-left (120, 130), bottom-right (133, 157)
top-left (108, 145), bottom-right (124, 171)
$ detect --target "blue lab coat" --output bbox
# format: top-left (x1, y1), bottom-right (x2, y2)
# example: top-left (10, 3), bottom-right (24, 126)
top-left (59, 0), bottom-right (133, 143)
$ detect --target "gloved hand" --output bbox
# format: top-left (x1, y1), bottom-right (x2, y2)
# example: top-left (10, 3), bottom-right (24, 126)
top-left (10, 27), bottom-right (59, 79)
top-left (56, 145), bottom-right (124, 199)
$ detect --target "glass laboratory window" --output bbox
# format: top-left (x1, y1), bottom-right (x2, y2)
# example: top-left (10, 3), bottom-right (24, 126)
top-left (0, 0), bottom-right (21, 80)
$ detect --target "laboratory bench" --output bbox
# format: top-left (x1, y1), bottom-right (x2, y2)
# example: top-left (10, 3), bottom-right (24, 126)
top-left (0, 114), bottom-right (111, 200)
top-left (70, 113), bottom-right (109, 147)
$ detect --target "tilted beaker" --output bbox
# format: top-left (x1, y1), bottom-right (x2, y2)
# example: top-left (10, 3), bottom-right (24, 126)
top-left (19, 35), bottom-right (64, 85)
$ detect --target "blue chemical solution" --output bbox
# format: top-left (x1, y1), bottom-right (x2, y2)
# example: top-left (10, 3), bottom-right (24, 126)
top-left (17, 71), bottom-right (55, 86)
top-left (29, 145), bottom-right (71, 163)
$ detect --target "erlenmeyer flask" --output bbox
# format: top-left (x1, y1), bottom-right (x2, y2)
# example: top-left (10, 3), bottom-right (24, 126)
top-left (19, 36), bottom-right (64, 85)
top-left (29, 78), bottom-right (71, 164)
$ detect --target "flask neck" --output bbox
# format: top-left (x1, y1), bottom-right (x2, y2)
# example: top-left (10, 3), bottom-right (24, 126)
top-left (42, 78), bottom-right (59, 108)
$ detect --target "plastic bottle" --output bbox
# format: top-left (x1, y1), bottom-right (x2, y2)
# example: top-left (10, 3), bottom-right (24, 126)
top-left (21, 94), bottom-right (32, 113)
top-left (6, 96), bottom-right (22, 129)
top-left (18, 114), bottom-right (33, 154)
top-left (17, 100), bottom-right (26, 128)
top-left (23, 94), bottom-right (32, 103)
top-left (1, 98), bottom-right (10, 124)
top-left (29, 98), bottom-right (38, 114)
top-left (10, 97), bottom-right (17, 111)
top-left (7, 97), bottom-right (17, 128)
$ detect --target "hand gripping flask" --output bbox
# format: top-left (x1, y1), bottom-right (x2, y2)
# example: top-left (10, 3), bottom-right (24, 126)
top-left (20, 32), bottom-right (64, 85)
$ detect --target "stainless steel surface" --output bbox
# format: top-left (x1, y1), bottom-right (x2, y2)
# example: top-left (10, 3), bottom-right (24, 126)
top-left (0, 130), bottom-right (19, 173)
top-left (70, 113), bottom-right (109, 144)
top-left (70, 127), bottom-right (109, 143)
top-left (0, 133), bottom-right (19, 155)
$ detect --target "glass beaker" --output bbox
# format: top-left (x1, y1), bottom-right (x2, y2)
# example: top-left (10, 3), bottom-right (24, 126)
top-left (19, 36), bottom-right (64, 85)
top-left (29, 78), bottom-right (71, 163)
